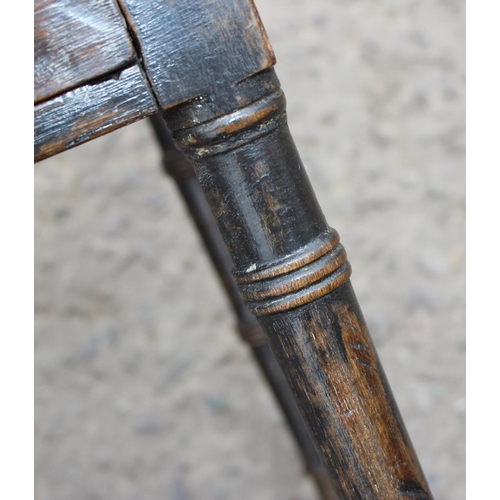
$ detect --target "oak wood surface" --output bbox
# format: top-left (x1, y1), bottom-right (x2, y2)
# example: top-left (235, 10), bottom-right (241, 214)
top-left (34, 65), bottom-right (158, 163)
top-left (34, 0), bottom-right (135, 103)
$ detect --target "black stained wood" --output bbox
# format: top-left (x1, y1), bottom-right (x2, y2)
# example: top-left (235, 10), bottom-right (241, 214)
top-left (117, 0), bottom-right (276, 111)
top-left (34, 0), bottom-right (135, 103)
top-left (163, 68), bottom-right (434, 499)
top-left (34, 0), bottom-right (434, 495)
top-left (34, 65), bottom-right (158, 163)
top-left (148, 114), bottom-right (338, 500)
top-left (34, 0), bottom-right (275, 163)
top-left (259, 284), bottom-right (429, 499)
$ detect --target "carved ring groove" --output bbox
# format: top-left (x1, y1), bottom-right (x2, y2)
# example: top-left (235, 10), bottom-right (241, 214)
top-left (233, 229), bottom-right (340, 282)
top-left (172, 90), bottom-right (287, 159)
top-left (239, 244), bottom-right (348, 301)
top-left (235, 228), bottom-right (352, 316)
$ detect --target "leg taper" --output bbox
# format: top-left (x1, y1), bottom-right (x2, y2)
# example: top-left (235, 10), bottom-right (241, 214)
top-left (162, 68), bottom-right (432, 500)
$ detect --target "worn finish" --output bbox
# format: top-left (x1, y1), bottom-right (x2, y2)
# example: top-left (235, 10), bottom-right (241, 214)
top-left (164, 68), bottom-right (433, 499)
top-left (34, 0), bottom-right (276, 164)
top-left (34, 0), bottom-right (435, 495)
top-left (117, 0), bottom-right (275, 111)
top-left (34, 0), bottom-right (135, 103)
top-left (34, 65), bottom-right (158, 163)
top-left (260, 286), bottom-right (429, 499)
top-left (149, 114), bottom-right (338, 500)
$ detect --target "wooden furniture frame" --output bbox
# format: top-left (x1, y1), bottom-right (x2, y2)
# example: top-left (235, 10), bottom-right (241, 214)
top-left (35, 1), bottom-right (434, 498)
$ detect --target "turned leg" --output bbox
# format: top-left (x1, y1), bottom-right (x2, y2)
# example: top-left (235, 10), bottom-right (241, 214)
top-left (148, 114), bottom-right (338, 500)
top-left (161, 69), bottom-right (433, 500)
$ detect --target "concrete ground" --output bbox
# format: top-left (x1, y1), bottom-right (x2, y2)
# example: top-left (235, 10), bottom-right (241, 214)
top-left (35, 0), bottom-right (465, 498)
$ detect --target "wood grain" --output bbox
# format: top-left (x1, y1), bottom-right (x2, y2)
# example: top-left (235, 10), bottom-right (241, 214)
top-left (149, 114), bottom-right (338, 499)
top-left (260, 285), bottom-right (431, 499)
top-left (117, 0), bottom-right (276, 111)
top-left (34, 0), bottom-right (135, 103)
top-left (34, 0), bottom-right (276, 162)
top-left (34, 0), bottom-right (434, 495)
top-left (164, 68), bottom-right (433, 499)
top-left (34, 65), bottom-right (158, 163)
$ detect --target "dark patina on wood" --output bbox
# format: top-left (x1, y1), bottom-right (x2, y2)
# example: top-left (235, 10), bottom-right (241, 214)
top-left (117, 0), bottom-right (275, 110)
top-left (34, 0), bottom-right (135, 103)
top-left (34, 65), bottom-right (158, 162)
top-left (162, 68), bottom-right (433, 499)
top-left (34, 0), bottom-right (434, 495)
top-left (34, 0), bottom-right (276, 164)
top-left (149, 114), bottom-right (338, 500)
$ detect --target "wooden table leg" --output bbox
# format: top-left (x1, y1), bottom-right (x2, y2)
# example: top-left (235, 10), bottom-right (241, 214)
top-left (161, 68), bottom-right (433, 500)
top-left (148, 114), bottom-right (338, 500)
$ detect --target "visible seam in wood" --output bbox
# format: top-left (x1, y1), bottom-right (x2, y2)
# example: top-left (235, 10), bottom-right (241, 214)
top-left (114, 0), bottom-right (164, 113)
top-left (34, 61), bottom-right (137, 106)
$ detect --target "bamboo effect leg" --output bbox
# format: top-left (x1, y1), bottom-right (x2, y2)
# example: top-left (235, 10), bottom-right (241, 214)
top-left (148, 114), bottom-right (338, 500)
top-left (160, 68), bottom-right (433, 499)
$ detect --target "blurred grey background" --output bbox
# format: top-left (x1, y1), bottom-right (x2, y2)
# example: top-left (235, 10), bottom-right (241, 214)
top-left (34, 0), bottom-right (465, 499)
